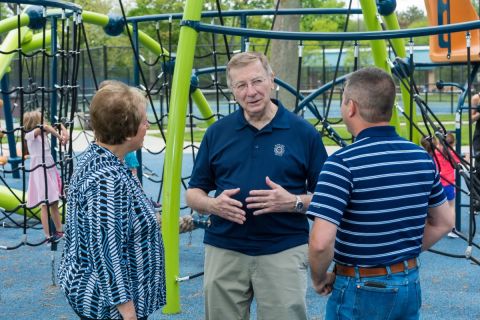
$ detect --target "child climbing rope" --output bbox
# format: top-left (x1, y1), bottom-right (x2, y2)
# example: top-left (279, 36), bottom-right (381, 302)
top-left (23, 110), bottom-right (68, 243)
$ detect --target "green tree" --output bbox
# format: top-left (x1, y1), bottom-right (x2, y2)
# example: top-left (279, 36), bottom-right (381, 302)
top-left (301, 0), bottom-right (346, 33)
top-left (343, 44), bottom-right (372, 69)
top-left (397, 5), bottom-right (426, 29)
top-left (300, 0), bottom-right (349, 68)
top-left (408, 19), bottom-right (429, 45)
top-left (270, 0), bottom-right (301, 109)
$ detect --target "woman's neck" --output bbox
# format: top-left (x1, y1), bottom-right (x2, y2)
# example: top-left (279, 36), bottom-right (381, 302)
top-left (96, 141), bottom-right (128, 160)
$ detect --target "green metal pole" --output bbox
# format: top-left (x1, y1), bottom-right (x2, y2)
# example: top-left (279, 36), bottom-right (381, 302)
top-left (383, 14), bottom-right (420, 144)
top-left (384, 13), bottom-right (421, 144)
top-left (21, 31), bottom-right (52, 53)
top-left (358, 0), bottom-right (400, 131)
top-left (161, 0), bottom-right (204, 314)
top-left (0, 26), bottom-right (29, 81)
top-left (81, 11), bottom-right (109, 27)
top-left (0, 14), bottom-right (29, 34)
top-left (192, 88), bottom-right (216, 126)
top-left (81, 11), bottom-right (170, 57)
top-left (137, 28), bottom-right (170, 57)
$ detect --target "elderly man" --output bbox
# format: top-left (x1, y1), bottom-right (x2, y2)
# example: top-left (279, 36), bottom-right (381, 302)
top-left (186, 52), bottom-right (327, 320)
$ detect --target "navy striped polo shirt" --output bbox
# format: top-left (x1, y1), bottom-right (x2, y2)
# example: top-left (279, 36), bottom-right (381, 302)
top-left (307, 126), bottom-right (447, 267)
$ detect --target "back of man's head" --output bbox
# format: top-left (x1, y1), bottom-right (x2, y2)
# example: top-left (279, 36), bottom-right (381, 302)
top-left (344, 67), bottom-right (395, 123)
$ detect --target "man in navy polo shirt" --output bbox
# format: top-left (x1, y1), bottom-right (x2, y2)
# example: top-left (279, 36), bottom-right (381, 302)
top-left (308, 67), bottom-right (453, 320)
top-left (186, 52), bottom-right (327, 320)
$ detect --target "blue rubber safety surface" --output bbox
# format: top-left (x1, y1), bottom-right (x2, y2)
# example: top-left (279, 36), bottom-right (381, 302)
top-left (0, 152), bottom-right (479, 319)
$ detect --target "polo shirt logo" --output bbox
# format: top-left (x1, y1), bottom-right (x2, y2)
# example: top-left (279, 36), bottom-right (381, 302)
top-left (274, 144), bottom-right (285, 157)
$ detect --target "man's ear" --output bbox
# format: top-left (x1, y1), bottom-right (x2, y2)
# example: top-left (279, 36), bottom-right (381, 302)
top-left (347, 100), bottom-right (357, 118)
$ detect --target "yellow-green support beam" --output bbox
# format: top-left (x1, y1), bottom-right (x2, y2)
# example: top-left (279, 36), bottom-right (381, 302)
top-left (359, 0), bottom-right (400, 132)
top-left (383, 13), bottom-right (421, 144)
top-left (161, 0), bottom-right (205, 314)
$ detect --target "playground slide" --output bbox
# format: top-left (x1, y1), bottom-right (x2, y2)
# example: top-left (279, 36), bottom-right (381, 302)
top-left (0, 185), bottom-right (39, 218)
top-left (425, 0), bottom-right (480, 62)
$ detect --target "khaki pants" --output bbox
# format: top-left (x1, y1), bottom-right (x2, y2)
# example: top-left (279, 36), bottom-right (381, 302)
top-left (204, 244), bottom-right (308, 320)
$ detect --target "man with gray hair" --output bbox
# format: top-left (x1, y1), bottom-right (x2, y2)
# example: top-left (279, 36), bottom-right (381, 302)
top-left (308, 67), bottom-right (452, 319)
top-left (186, 52), bottom-right (327, 319)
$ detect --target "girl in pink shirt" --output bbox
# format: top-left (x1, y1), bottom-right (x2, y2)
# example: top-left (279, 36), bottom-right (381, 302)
top-left (433, 133), bottom-right (460, 238)
top-left (24, 111), bottom-right (68, 243)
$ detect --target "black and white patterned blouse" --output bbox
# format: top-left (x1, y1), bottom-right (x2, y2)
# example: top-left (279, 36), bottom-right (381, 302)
top-left (58, 143), bottom-right (166, 319)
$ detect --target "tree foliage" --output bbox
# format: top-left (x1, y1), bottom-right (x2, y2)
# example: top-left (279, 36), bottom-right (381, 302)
top-left (397, 5), bottom-right (426, 29)
top-left (301, 0), bottom-right (346, 32)
top-left (407, 19), bottom-right (429, 46)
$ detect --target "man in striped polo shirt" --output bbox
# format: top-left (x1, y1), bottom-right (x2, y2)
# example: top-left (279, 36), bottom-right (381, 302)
top-left (308, 67), bottom-right (453, 319)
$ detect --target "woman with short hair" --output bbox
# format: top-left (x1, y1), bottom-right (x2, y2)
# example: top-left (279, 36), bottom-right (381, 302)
top-left (58, 82), bottom-right (165, 320)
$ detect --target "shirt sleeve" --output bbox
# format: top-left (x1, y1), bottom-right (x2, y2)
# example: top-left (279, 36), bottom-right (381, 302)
top-left (188, 132), bottom-right (216, 192)
top-left (24, 130), bottom-right (35, 141)
top-left (87, 171), bottom-right (131, 306)
top-left (428, 167), bottom-right (447, 207)
top-left (307, 154), bottom-right (353, 226)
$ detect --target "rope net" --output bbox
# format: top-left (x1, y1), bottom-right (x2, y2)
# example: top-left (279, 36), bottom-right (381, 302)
top-left (0, 4), bottom-right (478, 265)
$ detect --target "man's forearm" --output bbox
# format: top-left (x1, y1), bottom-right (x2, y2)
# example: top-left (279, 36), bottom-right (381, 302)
top-left (309, 245), bottom-right (334, 284)
top-left (422, 201), bottom-right (454, 251)
top-left (299, 194), bottom-right (313, 212)
top-left (185, 188), bottom-right (212, 214)
top-left (309, 219), bottom-right (337, 285)
top-left (422, 220), bottom-right (451, 251)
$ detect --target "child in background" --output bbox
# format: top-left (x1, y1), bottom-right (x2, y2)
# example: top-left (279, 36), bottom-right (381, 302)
top-left (24, 111), bottom-right (68, 243)
top-left (434, 132), bottom-right (461, 238)
top-left (420, 136), bottom-right (435, 157)
top-left (124, 150), bottom-right (139, 176)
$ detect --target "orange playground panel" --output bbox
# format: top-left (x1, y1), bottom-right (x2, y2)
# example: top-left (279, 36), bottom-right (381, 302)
top-left (425, 0), bottom-right (480, 62)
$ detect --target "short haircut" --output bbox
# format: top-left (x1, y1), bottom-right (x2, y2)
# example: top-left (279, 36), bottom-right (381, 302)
top-left (226, 51), bottom-right (273, 88)
top-left (343, 67), bottom-right (396, 123)
top-left (98, 79), bottom-right (125, 90)
top-left (445, 132), bottom-right (455, 146)
top-left (90, 82), bottom-right (146, 145)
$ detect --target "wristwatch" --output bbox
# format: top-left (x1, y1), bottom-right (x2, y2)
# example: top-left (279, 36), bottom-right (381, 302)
top-left (294, 195), bottom-right (304, 213)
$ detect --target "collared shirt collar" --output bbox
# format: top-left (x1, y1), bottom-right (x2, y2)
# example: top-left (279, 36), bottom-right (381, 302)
top-left (356, 125), bottom-right (399, 140)
top-left (235, 99), bottom-right (290, 131)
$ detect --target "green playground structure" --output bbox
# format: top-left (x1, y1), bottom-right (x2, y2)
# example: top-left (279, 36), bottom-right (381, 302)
top-left (5, 0), bottom-right (470, 314)
top-left (164, 0), bottom-right (415, 313)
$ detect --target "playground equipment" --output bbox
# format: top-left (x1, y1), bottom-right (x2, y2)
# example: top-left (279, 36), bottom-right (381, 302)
top-left (0, 0), bottom-right (480, 316)
top-left (160, 0), bottom-right (480, 313)
top-left (425, 0), bottom-right (480, 62)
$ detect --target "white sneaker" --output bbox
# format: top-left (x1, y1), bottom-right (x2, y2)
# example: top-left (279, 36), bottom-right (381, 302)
top-left (447, 231), bottom-right (459, 238)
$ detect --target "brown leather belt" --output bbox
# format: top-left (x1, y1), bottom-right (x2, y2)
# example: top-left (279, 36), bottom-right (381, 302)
top-left (334, 258), bottom-right (417, 278)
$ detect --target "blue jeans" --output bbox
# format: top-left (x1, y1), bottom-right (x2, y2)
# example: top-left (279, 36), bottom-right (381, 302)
top-left (326, 266), bottom-right (421, 320)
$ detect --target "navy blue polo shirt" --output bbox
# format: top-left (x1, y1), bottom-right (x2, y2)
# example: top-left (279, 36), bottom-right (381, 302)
top-left (188, 100), bottom-right (327, 255)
